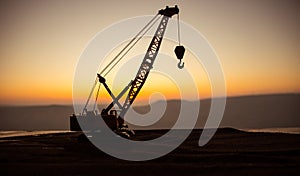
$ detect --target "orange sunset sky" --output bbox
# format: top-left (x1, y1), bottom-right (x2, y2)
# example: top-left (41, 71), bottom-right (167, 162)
top-left (0, 0), bottom-right (299, 105)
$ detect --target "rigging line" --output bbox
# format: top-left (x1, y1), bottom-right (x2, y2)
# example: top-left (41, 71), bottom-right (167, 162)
top-left (82, 15), bottom-right (159, 113)
top-left (100, 14), bottom-right (159, 76)
top-left (99, 14), bottom-right (159, 76)
top-left (83, 15), bottom-right (160, 113)
top-left (177, 14), bottom-right (181, 45)
top-left (93, 83), bottom-right (101, 111)
top-left (103, 15), bottom-right (162, 77)
top-left (82, 78), bottom-right (98, 114)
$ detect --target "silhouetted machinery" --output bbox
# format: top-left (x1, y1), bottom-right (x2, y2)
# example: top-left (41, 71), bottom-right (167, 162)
top-left (70, 5), bottom-right (185, 138)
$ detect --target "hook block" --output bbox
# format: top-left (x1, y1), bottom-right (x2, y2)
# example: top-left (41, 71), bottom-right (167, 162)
top-left (174, 45), bottom-right (185, 60)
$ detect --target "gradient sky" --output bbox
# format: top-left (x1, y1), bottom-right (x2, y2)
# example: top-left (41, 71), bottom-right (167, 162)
top-left (0, 0), bottom-right (299, 105)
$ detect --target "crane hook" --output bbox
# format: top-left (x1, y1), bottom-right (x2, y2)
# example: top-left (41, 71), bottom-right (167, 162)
top-left (178, 59), bottom-right (184, 69)
top-left (174, 45), bottom-right (185, 69)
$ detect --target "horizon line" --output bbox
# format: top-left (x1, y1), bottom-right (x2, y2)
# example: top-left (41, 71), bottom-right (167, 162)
top-left (0, 92), bottom-right (299, 107)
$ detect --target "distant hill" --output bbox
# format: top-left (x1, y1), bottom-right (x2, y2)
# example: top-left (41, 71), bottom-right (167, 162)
top-left (0, 105), bottom-right (73, 130)
top-left (129, 93), bottom-right (300, 129)
top-left (0, 94), bottom-right (299, 130)
top-left (217, 94), bottom-right (300, 129)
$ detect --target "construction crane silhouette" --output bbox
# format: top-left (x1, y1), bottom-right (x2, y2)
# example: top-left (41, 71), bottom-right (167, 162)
top-left (70, 5), bottom-right (185, 138)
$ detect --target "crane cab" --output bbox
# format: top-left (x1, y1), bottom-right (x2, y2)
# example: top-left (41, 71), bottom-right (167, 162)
top-left (102, 111), bottom-right (118, 131)
top-left (102, 109), bottom-right (134, 138)
top-left (101, 109), bottom-right (119, 131)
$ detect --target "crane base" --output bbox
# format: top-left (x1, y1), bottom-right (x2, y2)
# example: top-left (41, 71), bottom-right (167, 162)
top-left (69, 112), bottom-right (134, 138)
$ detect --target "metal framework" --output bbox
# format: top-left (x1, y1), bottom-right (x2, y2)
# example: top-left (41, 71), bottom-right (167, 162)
top-left (118, 16), bottom-right (170, 119)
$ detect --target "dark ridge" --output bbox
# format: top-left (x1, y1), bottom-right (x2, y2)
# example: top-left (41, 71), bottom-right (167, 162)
top-left (1, 128), bottom-right (300, 176)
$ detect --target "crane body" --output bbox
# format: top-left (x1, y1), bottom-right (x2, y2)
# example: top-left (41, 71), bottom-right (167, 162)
top-left (70, 6), bottom-right (185, 138)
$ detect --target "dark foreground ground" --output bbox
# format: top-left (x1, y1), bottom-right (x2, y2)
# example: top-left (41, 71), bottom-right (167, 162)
top-left (0, 128), bottom-right (299, 176)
